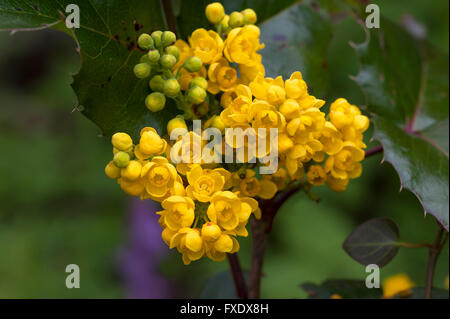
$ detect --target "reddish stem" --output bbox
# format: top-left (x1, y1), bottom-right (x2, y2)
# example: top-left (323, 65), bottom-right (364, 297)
top-left (227, 253), bottom-right (248, 299)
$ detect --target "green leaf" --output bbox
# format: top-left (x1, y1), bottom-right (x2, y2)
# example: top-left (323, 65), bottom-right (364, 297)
top-left (343, 218), bottom-right (400, 267)
top-left (259, 3), bottom-right (332, 98)
top-left (392, 287), bottom-right (449, 299)
top-left (352, 17), bottom-right (449, 230)
top-left (301, 279), bottom-right (382, 299)
top-left (0, 0), bottom-right (179, 141)
top-left (373, 117), bottom-right (449, 229)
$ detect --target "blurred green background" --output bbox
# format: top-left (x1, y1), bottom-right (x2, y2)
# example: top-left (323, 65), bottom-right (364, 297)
top-left (0, 0), bottom-right (448, 298)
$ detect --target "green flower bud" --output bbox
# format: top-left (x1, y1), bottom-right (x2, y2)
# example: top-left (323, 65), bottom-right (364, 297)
top-left (151, 31), bottom-right (163, 48)
top-left (161, 31), bottom-right (176, 47)
top-left (242, 9), bottom-right (257, 25)
top-left (113, 151), bottom-right (130, 168)
top-left (160, 54), bottom-right (177, 69)
top-left (145, 92), bottom-right (166, 112)
top-left (165, 45), bottom-right (180, 61)
top-left (183, 107), bottom-right (194, 120)
top-left (184, 56), bottom-right (202, 72)
top-left (187, 86), bottom-right (207, 104)
top-left (195, 102), bottom-right (209, 117)
top-left (229, 11), bottom-right (244, 28)
top-left (137, 33), bottom-right (154, 50)
top-left (133, 63), bottom-right (151, 79)
top-left (147, 49), bottom-right (160, 63)
top-left (140, 54), bottom-right (151, 64)
top-left (218, 15), bottom-right (230, 31)
top-left (189, 77), bottom-right (208, 90)
top-left (163, 79), bottom-right (181, 98)
top-left (149, 75), bottom-right (165, 92)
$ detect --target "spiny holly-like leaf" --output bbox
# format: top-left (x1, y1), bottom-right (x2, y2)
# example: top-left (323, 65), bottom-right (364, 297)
top-left (301, 279), bottom-right (382, 299)
top-left (0, 0), bottom-right (179, 141)
top-left (259, 3), bottom-right (332, 99)
top-left (351, 18), bottom-right (449, 230)
top-left (343, 218), bottom-right (400, 267)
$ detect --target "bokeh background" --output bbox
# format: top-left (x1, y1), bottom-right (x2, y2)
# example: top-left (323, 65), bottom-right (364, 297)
top-left (0, 0), bottom-right (448, 298)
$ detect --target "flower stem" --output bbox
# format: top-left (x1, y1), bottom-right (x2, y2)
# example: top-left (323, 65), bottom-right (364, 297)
top-left (249, 185), bottom-right (301, 298)
top-left (227, 253), bottom-right (248, 299)
top-left (425, 224), bottom-right (447, 299)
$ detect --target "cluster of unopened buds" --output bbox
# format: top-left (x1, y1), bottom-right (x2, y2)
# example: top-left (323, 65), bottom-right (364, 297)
top-left (105, 3), bottom-right (369, 265)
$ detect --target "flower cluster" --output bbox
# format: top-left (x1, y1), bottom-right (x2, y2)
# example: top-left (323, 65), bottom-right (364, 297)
top-left (106, 3), bottom-right (369, 264)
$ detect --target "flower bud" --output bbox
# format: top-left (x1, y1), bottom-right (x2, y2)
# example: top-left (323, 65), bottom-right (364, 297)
top-left (210, 115), bottom-right (225, 133)
top-left (140, 54), bottom-right (151, 64)
top-left (149, 75), bottom-right (165, 92)
top-left (137, 33), bottom-right (154, 50)
top-left (147, 49), bottom-right (160, 63)
top-left (133, 63), bottom-right (151, 79)
top-left (167, 117), bottom-right (187, 135)
top-left (151, 31), bottom-right (163, 48)
top-left (218, 15), bottom-right (230, 31)
top-left (184, 56), bottom-right (202, 72)
top-left (163, 78), bottom-right (181, 97)
top-left (145, 92), bottom-right (166, 112)
top-left (183, 107), bottom-right (194, 120)
top-left (121, 160), bottom-right (142, 181)
top-left (242, 8), bottom-right (257, 24)
top-left (229, 11), bottom-right (244, 28)
top-left (189, 77), bottom-right (208, 90)
top-left (161, 31), bottom-right (176, 47)
top-left (201, 222), bottom-right (222, 242)
top-left (112, 132), bottom-right (133, 151)
top-left (214, 234), bottom-right (233, 252)
top-left (160, 54), bottom-right (177, 69)
top-left (187, 86), bottom-right (206, 104)
top-left (165, 45), bottom-right (180, 61)
top-left (194, 102), bottom-right (209, 117)
top-left (105, 161), bottom-right (121, 179)
top-left (113, 151), bottom-right (130, 168)
top-left (205, 2), bottom-right (225, 24)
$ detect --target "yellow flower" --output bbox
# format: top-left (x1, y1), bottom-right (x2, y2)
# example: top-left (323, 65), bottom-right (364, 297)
top-left (135, 127), bottom-right (167, 160)
top-left (111, 132), bottom-right (133, 152)
top-left (326, 175), bottom-right (349, 192)
top-left (189, 28), bottom-right (223, 64)
top-left (306, 165), bottom-right (327, 186)
top-left (286, 108), bottom-right (325, 138)
top-left (284, 71), bottom-right (308, 99)
top-left (105, 161), bottom-right (121, 179)
top-left (250, 74), bottom-right (285, 105)
top-left (324, 142), bottom-right (364, 180)
top-left (141, 156), bottom-right (183, 202)
top-left (249, 100), bottom-right (286, 132)
top-left (120, 160), bottom-right (142, 181)
top-left (178, 66), bottom-right (207, 91)
top-left (234, 169), bottom-right (277, 199)
top-left (205, 2), bottom-right (225, 24)
top-left (220, 84), bottom-right (253, 127)
top-left (201, 222), bottom-right (222, 242)
top-left (171, 131), bottom-right (204, 175)
top-left (263, 167), bottom-right (288, 191)
top-left (158, 195), bottom-right (195, 231)
top-left (205, 233), bottom-right (240, 261)
top-left (207, 191), bottom-right (250, 231)
top-left (207, 58), bottom-right (238, 94)
top-left (316, 121), bottom-right (344, 155)
top-left (186, 165), bottom-right (225, 202)
top-left (170, 227), bottom-right (205, 265)
top-left (117, 177), bottom-right (146, 197)
top-left (286, 138), bottom-right (323, 177)
top-left (330, 98), bottom-right (367, 129)
top-left (224, 25), bottom-right (264, 66)
top-left (383, 274), bottom-right (415, 298)
top-left (239, 55), bottom-right (264, 83)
